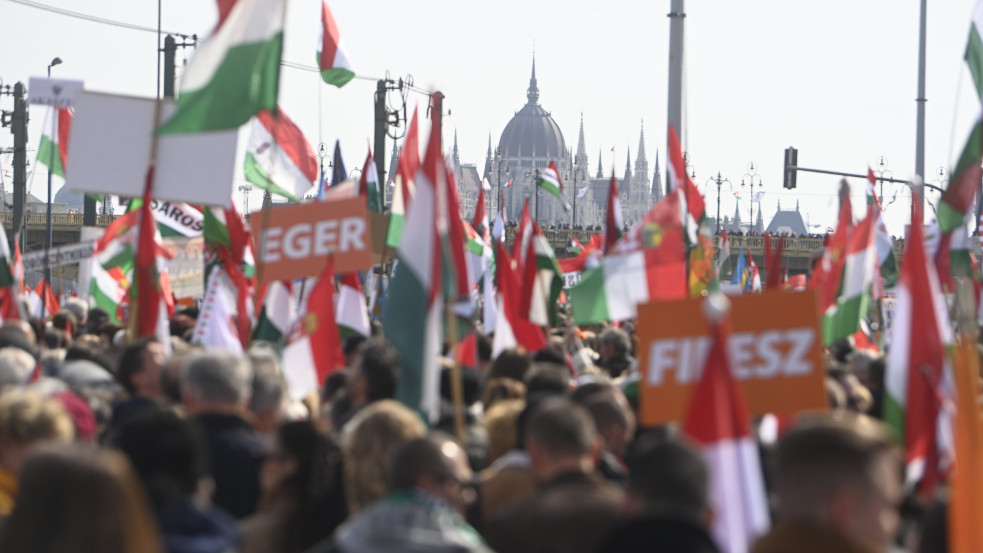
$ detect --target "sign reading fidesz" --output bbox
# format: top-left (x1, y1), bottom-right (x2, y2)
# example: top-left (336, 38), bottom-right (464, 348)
top-left (636, 290), bottom-right (827, 425)
top-left (252, 197), bottom-right (373, 284)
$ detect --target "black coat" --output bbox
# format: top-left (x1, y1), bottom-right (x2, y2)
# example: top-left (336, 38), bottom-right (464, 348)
top-left (194, 413), bottom-right (264, 519)
top-left (595, 516), bottom-right (720, 553)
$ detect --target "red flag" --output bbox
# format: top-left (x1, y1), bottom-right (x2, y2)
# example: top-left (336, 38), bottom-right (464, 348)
top-left (810, 181), bottom-right (853, 313)
top-left (472, 185), bottom-right (487, 237)
top-left (493, 241), bottom-right (547, 352)
top-left (396, 107), bottom-right (420, 212)
top-left (667, 126), bottom-right (706, 244)
top-left (512, 200), bottom-right (533, 273)
top-left (305, 256), bottom-right (346, 386)
top-left (12, 234), bottom-right (23, 295)
top-left (443, 159), bottom-right (471, 300)
top-left (454, 332), bottom-right (478, 368)
top-left (764, 234), bottom-right (784, 290)
top-left (34, 280), bottom-right (60, 319)
top-left (604, 172), bottom-right (623, 254)
top-left (133, 168), bottom-right (161, 338)
top-left (683, 297), bottom-right (770, 552)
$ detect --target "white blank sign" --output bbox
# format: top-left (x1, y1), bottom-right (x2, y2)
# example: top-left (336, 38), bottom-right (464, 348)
top-left (67, 90), bottom-right (235, 207)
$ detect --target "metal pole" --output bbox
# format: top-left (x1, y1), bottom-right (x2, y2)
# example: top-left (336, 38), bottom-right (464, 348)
top-left (535, 168), bottom-right (540, 224)
top-left (11, 82), bottom-right (27, 257)
top-left (667, 0), bottom-right (684, 141)
top-left (374, 80), bottom-right (387, 188)
top-left (44, 71), bottom-right (54, 314)
top-left (715, 173), bottom-right (721, 235)
top-left (915, 0), bottom-right (927, 215)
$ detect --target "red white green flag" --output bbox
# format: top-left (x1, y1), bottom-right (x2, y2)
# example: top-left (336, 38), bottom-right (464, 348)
top-left (244, 108), bottom-right (318, 201)
top-left (158, 0), bottom-right (284, 134)
top-left (37, 107), bottom-right (72, 180)
top-left (537, 161), bottom-right (570, 211)
top-left (603, 173), bottom-right (623, 254)
top-left (667, 125), bottom-right (706, 246)
top-left (317, 1), bottom-right (354, 87)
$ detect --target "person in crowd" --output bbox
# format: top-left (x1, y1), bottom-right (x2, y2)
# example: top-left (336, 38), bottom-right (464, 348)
top-left (752, 414), bottom-right (901, 553)
top-left (323, 434), bottom-right (491, 553)
top-left (0, 444), bottom-right (163, 553)
top-left (242, 420), bottom-right (347, 553)
top-left (485, 398), bottom-right (624, 553)
top-left (583, 394), bottom-right (634, 486)
top-left (481, 377), bottom-right (526, 410)
top-left (182, 351), bottom-right (264, 519)
top-left (596, 328), bottom-right (634, 379)
top-left (247, 343), bottom-right (289, 435)
top-left (112, 408), bottom-right (240, 553)
top-left (596, 435), bottom-right (719, 553)
top-left (436, 363), bottom-right (490, 471)
top-left (0, 346), bottom-right (37, 387)
top-left (335, 338), bottom-right (400, 430)
top-left (0, 389), bottom-right (74, 516)
top-left (64, 297), bottom-right (88, 330)
top-left (482, 399), bottom-right (524, 466)
top-left (113, 337), bottom-right (167, 425)
top-left (342, 399), bottom-right (426, 513)
top-left (487, 349), bottom-right (532, 382)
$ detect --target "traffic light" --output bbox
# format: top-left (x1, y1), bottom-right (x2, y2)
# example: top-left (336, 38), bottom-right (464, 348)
top-left (783, 147), bottom-right (798, 189)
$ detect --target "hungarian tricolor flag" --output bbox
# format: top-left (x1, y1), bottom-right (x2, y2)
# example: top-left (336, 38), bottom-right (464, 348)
top-left (491, 240), bottom-right (547, 357)
top-left (683, 295), bottom-right (770, 553)
top-left (383, 93), bottom-right (445, 424)
top-left (386, 107), bottom-right (420, 249)
top-left (158, 0), bottom-right (284, 134)
top-left (243, 108), bottom-right (318, 201)
top-left (571, 189), bottom-right (687, 324)
top-left (130, 170), bottom-right (174, 350)
top-left (282, 257), bottom-right (345, 400)
top-left (865, 169), bottom-right (899, 288)
top-left (317, 1), bottom-right (354, 87)
top-left (885, 201), bottom-right (953, 497)
top-left (520, 223), bottom-right (563, 327)
top-left (512, 200), bottom-right (533, 274)
top-left (38, 107), bottom-right (72, 182)
top-left (820, 213), bottom-right (876, 346)
top-left (537, 161), bottom-right (570, 211)
top-left (336, 273), bottom-right (370, 339)
top-left (359, 149), bottom-right (383, 213)
top-left (253, 280), bottom-right (295, 346)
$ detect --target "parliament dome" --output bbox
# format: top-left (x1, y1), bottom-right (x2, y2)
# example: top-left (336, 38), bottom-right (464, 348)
top-left (497, 59), bottom-right (567, 159)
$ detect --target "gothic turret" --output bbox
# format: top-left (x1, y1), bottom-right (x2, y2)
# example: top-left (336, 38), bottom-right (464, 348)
top-left (596, 148), bottom-right (604, 179)
top-left (633, 122), bottom-right (649, 193)
top-left (526, 55), bottom-right (539, 105)
top-left (482, 132), bottom-right (492, 181)
top-left (652, 151), bottom-right (663, 202)
top-left (622, 148), bottom-right (632, 195)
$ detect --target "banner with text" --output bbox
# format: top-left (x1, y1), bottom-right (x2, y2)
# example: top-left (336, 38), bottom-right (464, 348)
top-left (637, 290), bottom-right (827, 425)
top-left (252, 197), bottom-right (373, 284)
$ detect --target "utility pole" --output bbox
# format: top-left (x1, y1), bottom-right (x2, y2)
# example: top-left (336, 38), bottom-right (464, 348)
top-left (374, 79), bottom-right (387, 187)
top-left (914, 0), bottom-right (927, 215)
top-left (1, 83), bottom-right (29, 255)
top-left (163, 34), bottom-right (177, 99)
top-left (667, 0), bottom-right (685, 144)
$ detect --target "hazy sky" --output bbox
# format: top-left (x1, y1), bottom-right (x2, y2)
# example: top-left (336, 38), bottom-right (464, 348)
top-left (1, 0), bottom-right (980, 235)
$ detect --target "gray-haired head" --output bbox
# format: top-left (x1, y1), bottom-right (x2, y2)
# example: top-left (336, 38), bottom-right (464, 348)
top-left (247, 342), bottom-right (285, 415)
top-left (0, 347), bottom-right (37, 388)
top-left (599, 328), bottom-right (631, 356)
top-left (64, 297), bottom-right (88, 324)
top-left (183, 351), bottom-right (252, 408)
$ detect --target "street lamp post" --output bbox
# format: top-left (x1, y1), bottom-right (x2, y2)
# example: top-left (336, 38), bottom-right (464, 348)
top-left (706, 172), bottom-right (731, 235)
top-left (874, 156), bottom-right (893, 202)
top-left (493, 148), bottom-right (509, 220)
top-left (317, 142), bottom-right (328, 196)
top-left (741, 162), bottom-right (763, 233)
top-left (43, 56), bottom-right (63, 313)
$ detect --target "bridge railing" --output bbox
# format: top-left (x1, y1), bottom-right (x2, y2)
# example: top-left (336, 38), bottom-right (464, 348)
top-left (0, 211), bottom-right (119, 228)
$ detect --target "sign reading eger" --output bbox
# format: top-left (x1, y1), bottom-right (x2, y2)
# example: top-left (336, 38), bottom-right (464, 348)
top-left (252, 197), bottom-right (373, 284)
top-left (637, 289), bottom-right (827, 426)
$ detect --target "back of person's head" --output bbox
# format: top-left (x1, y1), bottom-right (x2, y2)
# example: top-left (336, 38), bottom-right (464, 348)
top-left (342, 399), bottom-right (426, 512)
top-left (86, 307), bottom-right (110, 333)
top-left (51, 311), bottom-right (78, 337)
top-left (247, 343), bottom-right (286, 419)
top-left (482, 377), bottom-right (526, 409)
top-left (0, 389), bottom-right (74, 449)
top-left (182, 351), bottom-right (252, 411)
top-left (599, 328), bottom-right (631, 356)
top-left (44, 328), bottom-right (71, 350)
top-left (110, 408), bottom-right (206, 504)
top-left (267, 420), bottom-right (347, 551)
top-left (0, 346), bottom-right (37, 388)
top-left (64, 298), bottom-right (88, 326)
top-left (0, 320), bottom-right (37, 348)
top-left (584, 394), bottom-right (635, 457)
top-left (627, 435), bottom-right (709, 523)
top-left (525, 397), bottom-right (597, 458)
top-left (64, 341), bottom-right (108, 369)
top-left (775, 413), bottom-right (901, 547)
top-left (0, 444), bottom-right (162, 553)
top-left (523, 363), bottom-right (570, 398)
top-left (439, 365), bottom-right (482, 406)
top-left (387, 434), bottom-right (456, 492)
top-left (483, 399), bottom-right (525, 463)
top-left (488, 349), bottom-right (531, 382)
top-left (354, 338), bottom-right (399, 403)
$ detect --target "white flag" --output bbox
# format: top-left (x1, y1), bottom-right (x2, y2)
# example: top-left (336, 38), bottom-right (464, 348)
top-left (577, 187), bottom-right (589, 199)
top-left (751, 191), bottom-right (765, 203)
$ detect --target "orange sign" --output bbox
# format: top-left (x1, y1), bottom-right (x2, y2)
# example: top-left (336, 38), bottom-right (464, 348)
top-left (637, 290), bottom-right (827, 426)
top-left (252, 197), bottom-right (373, 284)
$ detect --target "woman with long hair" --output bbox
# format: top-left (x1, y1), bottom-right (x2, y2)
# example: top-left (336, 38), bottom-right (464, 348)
top-left (241, 420), bottom-right (348, 553)
top-left (0, 444), bottom-right (162, 553)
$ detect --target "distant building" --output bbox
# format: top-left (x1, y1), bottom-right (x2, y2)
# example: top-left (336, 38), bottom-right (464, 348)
top-left (765, 199), bottom-right (808, 236)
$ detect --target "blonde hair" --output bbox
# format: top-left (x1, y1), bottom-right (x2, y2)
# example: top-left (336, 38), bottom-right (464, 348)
top-left (342, 400), bottom-right (425, 512)
top-left (0, 389), bottom-right (74, 446)
top-left (483, 399), bottom-right (525, 463)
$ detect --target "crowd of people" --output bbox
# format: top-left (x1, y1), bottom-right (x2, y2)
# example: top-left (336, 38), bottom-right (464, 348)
top-left (0, 297), bottom-right (951, 553)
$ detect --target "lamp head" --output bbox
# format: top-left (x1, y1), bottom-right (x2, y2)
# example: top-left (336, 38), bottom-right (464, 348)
top-left (49, 57), bottom-right (63, 68)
